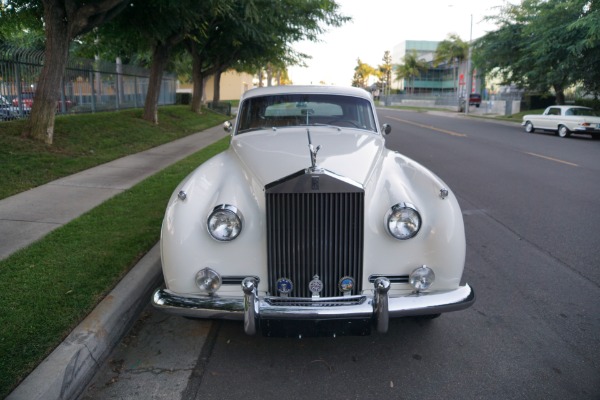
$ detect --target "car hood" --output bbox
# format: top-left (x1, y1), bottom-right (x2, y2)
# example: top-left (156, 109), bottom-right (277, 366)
top-left (230, 127), bottom-right (385, 187)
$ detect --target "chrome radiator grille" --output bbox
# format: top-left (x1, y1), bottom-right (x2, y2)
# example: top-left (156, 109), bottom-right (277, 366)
top-left (265, 171), bottom-right (364, 298)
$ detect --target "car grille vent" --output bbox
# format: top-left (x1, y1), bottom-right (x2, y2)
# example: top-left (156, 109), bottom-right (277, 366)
top-left (265, 170), bottom-right (364, 298)
top-left (265, 296), bottom-right (366, 307)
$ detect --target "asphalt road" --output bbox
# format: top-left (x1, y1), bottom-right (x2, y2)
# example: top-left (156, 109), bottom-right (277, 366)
top-left (80, 110), bottom-right (600, 400)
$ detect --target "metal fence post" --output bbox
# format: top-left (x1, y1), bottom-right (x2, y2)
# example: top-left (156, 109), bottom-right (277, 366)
top-left (90, 69), bottom-right (96, 113)
top-left (1, 44), bottom-right (176, 121)
top-left (60, 78), bottom-right (66, 114)
top-left (14, 61), bottom-right (24, 116)
top-left (134, 76), bottom-right (138, 108)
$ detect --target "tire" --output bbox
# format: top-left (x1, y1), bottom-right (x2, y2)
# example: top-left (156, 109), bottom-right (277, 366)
top-left (557, 125), bottom-right (571, 138)
top-left (524, 121), bottom-right (535, 133)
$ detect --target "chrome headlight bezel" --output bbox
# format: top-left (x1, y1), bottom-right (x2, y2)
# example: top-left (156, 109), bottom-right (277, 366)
top-left (385, 202), bottom-right (421, 240)
top-left (207, 204), bottom-right (243, 241)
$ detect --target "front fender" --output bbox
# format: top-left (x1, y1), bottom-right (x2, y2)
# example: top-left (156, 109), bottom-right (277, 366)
top-left (363, 149), bottom-right (465, 291)
top-left (161, 149), bottom-right (267, 294)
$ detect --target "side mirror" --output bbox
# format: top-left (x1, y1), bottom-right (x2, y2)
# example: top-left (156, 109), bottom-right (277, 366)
top-left (382, 123), bottom-right (391, 135)
top-left (223, 121), bottom-right (233, 133)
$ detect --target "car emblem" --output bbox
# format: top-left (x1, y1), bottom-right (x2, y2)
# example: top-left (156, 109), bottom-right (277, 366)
top-left (276, 278), bottom-right (293, 297)
top-left (309, 275), bottom-right (323, 298)
top-left (306, 127), bottom-right (321, 171)
top-left (339, 276), bottom-right (355, 294)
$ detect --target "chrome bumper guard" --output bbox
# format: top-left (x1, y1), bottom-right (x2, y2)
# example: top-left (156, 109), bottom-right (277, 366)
top-left (152, 278), bottom-right (475, 335)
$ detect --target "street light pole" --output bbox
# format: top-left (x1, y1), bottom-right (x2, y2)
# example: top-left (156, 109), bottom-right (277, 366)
top-left (465, 14), bottom-right (473, 115)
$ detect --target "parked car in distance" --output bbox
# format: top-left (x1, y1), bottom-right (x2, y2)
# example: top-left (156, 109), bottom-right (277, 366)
top-left (11, 91), bottom-right (34, 109)
top-left (522, 105), bottom-right (600, 139)
top-left (468, 93), bottom-right (481, 107)
top-left (152, 85), bottom-right (475, 338)
top-left (459, 93), bottom-right (481, 111)
top-left (0, 95), bottom-right (26, 120)
top-left (12, 91), bottom-right (74, 112)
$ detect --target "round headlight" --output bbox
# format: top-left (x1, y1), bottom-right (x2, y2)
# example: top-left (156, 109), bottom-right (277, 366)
top-left (195, 267), bottom-right (222, 294)
top-left (386, 203), bottom-right (421, 240)
top-left (207, 204), bottom-right (243, 241)
top-left (409, 265), bottom-right (435, 292)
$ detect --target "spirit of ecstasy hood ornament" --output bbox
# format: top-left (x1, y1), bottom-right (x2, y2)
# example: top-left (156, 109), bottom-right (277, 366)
top-left (307, 128), bottom-right (321, 170)
top-left (303, 108), bottom-right (321, 171)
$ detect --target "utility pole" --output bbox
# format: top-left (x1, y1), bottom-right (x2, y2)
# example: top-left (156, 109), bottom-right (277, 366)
top-left (465, 14), bottom-right (473, 115)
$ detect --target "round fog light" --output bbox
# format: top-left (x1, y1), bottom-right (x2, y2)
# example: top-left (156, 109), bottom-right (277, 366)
top-left (195, 268), bottom-right (222, 294)
top-left (409, 265), bottom-right (435, 292)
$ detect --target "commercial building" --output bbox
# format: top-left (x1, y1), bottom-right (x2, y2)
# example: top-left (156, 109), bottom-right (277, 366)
top-left (391, 40), bottom-right (481, 97)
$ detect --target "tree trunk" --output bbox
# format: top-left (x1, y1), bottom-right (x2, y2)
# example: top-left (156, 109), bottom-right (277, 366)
top-left (22, 0), bottom-right (129, 144)
top-left (190, 45), bottom-right (204, 114)
top-left (266, 64), bottom-right (273, 87)
top-left (554, 84), bottom-right (566, 105)
top-left (22, 3), bottom-right (71, 144)
top-left (213, 68), bottom-right (223, 103)
top-left (143, 43), bottom-right (170, 124)
top-left (257, 68), bottom-right (264, 87)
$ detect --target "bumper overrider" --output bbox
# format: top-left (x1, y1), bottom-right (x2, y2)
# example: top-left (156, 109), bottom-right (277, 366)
top-left (152, 278), bottom-right (475, 337)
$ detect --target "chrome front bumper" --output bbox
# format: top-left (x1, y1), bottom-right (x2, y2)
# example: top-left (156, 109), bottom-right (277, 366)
top-left (152, 278), bottom-right (475, 336)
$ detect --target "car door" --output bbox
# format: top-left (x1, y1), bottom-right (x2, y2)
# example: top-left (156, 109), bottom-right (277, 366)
top-left (540, 107), bottom-right (562, 130)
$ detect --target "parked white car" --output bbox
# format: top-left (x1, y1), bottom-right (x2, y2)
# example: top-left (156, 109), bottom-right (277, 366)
top-left (0, 95), bottom-right (25, 121)
top-left (522, 105), bottom-right (600, 139)
top-left (152, 85), bottom-right (474, 337)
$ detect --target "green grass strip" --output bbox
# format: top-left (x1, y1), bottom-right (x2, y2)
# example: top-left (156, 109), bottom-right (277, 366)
top-left (0, 136), bottom-right (230, 398)
top-left (0, 106), bottom-right (229, 200)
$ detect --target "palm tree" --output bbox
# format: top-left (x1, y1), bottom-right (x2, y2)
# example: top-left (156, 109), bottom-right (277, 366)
top-left (352, 58), bottom-right (376, 88)
top-left (434, 34), bottom-right (469, 95)
top-left (394, 50), bottom-right (428, 94)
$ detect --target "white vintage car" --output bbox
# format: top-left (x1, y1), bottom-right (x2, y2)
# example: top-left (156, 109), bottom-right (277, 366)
top-left (522, 105), bottom-right (600, 139)
top-left (152, 86), bottom-right (475, 337)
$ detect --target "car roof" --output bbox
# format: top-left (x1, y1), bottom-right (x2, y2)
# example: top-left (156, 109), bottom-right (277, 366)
top-left (549, 105), bottom-right (591, 110)
top-left (241, 85), bottom-right (373, 101)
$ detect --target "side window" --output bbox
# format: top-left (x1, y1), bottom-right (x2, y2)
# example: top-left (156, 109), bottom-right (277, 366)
top-left (547, 108), bottom-right (560, 116)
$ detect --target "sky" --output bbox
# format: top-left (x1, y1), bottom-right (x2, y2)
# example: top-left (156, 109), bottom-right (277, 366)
top-left (288, 0), bottom-right (510, 86)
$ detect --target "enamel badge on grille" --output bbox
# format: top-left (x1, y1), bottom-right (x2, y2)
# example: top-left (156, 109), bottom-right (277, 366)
top-left (339, 276), bottom-right (355, 293)
top-left (277, 278), bottom-right (293, 297)
top-left (309, 275), bottom-right (323, 298)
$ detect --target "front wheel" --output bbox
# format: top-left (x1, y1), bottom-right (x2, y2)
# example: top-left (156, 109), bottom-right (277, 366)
top-left (524, 121), bottom-right (535, 133)
top-left (557, 125), bottom-right (571, 138)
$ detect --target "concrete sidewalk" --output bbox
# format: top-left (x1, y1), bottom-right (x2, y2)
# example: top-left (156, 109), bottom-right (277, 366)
top-left (4, 124), bottom-right (229, 400)
top-left (0, 124), bottom-right (228, 261)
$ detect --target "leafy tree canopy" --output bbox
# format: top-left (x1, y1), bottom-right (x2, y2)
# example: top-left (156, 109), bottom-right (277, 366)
top-left (351, 58), bottom-right (375, 88)
top-left (473, 0), bottom-right (600, 102)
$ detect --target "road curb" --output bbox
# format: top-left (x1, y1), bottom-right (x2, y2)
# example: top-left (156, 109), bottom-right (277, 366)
top-left (7, 244), bottom-right (163, 400)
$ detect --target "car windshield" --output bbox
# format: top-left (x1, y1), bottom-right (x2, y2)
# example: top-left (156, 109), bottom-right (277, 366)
top-left (569, 108), bottom-right (599, 117)
top-left (236, 93), bottom-right (377, 134)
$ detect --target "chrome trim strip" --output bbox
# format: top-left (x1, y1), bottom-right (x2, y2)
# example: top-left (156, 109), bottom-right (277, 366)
top-left (222, 275), bottom-right (260, 285)
top-left (368, 274), bottom-right (409, 283)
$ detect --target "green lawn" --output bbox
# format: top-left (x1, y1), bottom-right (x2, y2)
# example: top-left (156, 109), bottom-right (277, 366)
top-left (0, 107), bottom-right (230, 398)
top-left (0, 106), bottom-right (229, 200)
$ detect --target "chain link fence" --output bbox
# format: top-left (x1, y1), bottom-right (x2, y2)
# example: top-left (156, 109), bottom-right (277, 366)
top-left (381, 90), bottom-right (523, 115)
top-left (0, 44), bottom-right (176, 121)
